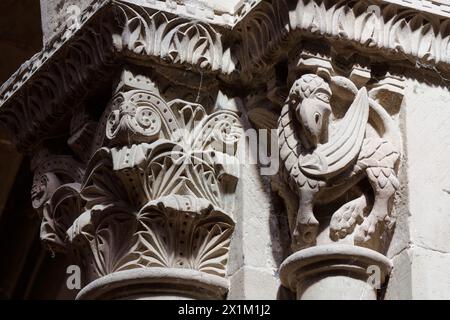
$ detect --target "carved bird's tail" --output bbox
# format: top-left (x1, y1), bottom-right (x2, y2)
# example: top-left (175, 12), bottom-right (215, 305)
top-left (330, 194), bottom-right (367, 241)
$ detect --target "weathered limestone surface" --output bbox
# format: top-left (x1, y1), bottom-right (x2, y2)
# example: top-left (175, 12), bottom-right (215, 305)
top-left (403, 79), bottom-right (450, 299)
top-left (1, 0), bottom-right (450, 300)
top-left (410, 246), bottom-right (450, 299)
top-left (385, 248), bottom-right (412, 300)
top-left (385, 78), bottom-right (450, 300)
top-left (405, 79), bottom-right (450, 253)
top-left (228, 163), bottom-right (285, 299)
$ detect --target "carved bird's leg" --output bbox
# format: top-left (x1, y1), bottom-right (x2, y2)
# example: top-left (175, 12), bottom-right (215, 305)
top-left (354, 167), bottom-right (399, 247)
top-left (292, 187), bottom-right (319, 250)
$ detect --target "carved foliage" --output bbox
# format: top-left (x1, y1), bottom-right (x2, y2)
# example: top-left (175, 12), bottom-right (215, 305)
top-left (289, 0), bottom-right (440, 61)
top-left (0, 15), bottom-right (114, 151)
top-left (59, 76), bottom-right (242, 282)
top-left (234, 0), bottom-right (450, 78)
top-left (234, 0), bottom-right (290, 75)
top-left (2, 0), bottom-right (450, 154)
top-left (125, 195), bottom-right (234, 277)
top-left (114, 3), bottom-right (235, 74)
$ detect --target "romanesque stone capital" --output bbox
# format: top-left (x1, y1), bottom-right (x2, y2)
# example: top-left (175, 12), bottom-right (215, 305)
top-left (271, 52), bottom-right (404, 299)
top-left (29, 69), bottom-right (242, 299)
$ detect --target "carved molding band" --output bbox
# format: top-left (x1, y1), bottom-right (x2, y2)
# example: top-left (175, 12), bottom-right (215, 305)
top-left (0, 0), bottom-right (115, 151)
top-left (0, 0), bottom-right (448, 151)
top-left (121, 0), bottom-right (262, 27)
top-left (76, 267), bottom-right (230, 299)
top-left (384, 0), bottom-right (450, 18)
top-left (279, 244), bottom-right (393, 299)
top-left (114, 3), bottom-right (236, 74)
top-left (236, 0), bottom-right (450, 76)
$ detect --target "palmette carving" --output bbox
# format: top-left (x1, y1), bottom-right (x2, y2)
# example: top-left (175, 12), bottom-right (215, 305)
top-left (277, 73), bottom-right (400, 251)
top-left (234, 0), bottom-right (450, 82)
top-left (124, 195), bottom-right (234, 277)
top-left (115, 3), bottom-right (235, 74)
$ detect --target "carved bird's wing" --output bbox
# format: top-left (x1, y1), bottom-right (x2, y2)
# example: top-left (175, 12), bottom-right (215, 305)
top-left (300, 87), bottom-right (369, 179)
top-left (248, 108), bottom-right (278, 130)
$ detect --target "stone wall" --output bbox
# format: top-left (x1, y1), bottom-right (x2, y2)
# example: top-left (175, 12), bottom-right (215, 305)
top-left (405, 79), bottom-right (450, 299)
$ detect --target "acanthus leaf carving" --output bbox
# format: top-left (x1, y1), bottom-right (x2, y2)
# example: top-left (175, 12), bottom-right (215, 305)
top-left (123, 194), bottom-right (234, 277)
top-left (2, 0), bottom-right (450, 153)
top-left (31, 70), bottom-right (242, 291)
top-left (41, 183), bottom-right (84, 253)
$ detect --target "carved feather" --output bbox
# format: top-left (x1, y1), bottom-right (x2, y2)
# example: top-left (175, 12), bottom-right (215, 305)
top-left (300, 87), bottom-right (369, 178)
top-left (248, 108), bottom-right (278, 130)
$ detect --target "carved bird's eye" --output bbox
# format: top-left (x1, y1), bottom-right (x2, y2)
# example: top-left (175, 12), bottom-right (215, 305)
top-left (314, 112), bottom-right (321, 124)
top-left (316, 93), bottom-right (330, 103)
top-left (290, 98), bottom-right (297, 105)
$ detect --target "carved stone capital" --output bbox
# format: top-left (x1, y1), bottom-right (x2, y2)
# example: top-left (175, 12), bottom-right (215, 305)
top-left (2, 0), bottom-right (441, 301)
top-left (29, 69), bottom-right (242, 299)
top-left (272, 53), bottom-right (403, 252)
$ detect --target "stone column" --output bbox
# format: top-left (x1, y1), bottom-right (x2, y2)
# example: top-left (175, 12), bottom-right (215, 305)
top-left (29, 69), bottom-right (243, 300)
top-left (280, 245), bottom-right (392, 300)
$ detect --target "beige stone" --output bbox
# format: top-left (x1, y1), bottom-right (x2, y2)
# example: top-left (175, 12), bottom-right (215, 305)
top-left (0, 0), bottom-right (450, 300)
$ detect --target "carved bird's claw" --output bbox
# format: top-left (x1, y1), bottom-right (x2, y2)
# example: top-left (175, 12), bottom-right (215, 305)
top-left (354, 215), bottom-right (378, 245)
top-left (292, 214), bottom-right (319, 250)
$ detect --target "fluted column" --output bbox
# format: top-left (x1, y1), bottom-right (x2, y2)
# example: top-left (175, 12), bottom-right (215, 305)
top-left (29, 69), bottom-right (242, 299)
